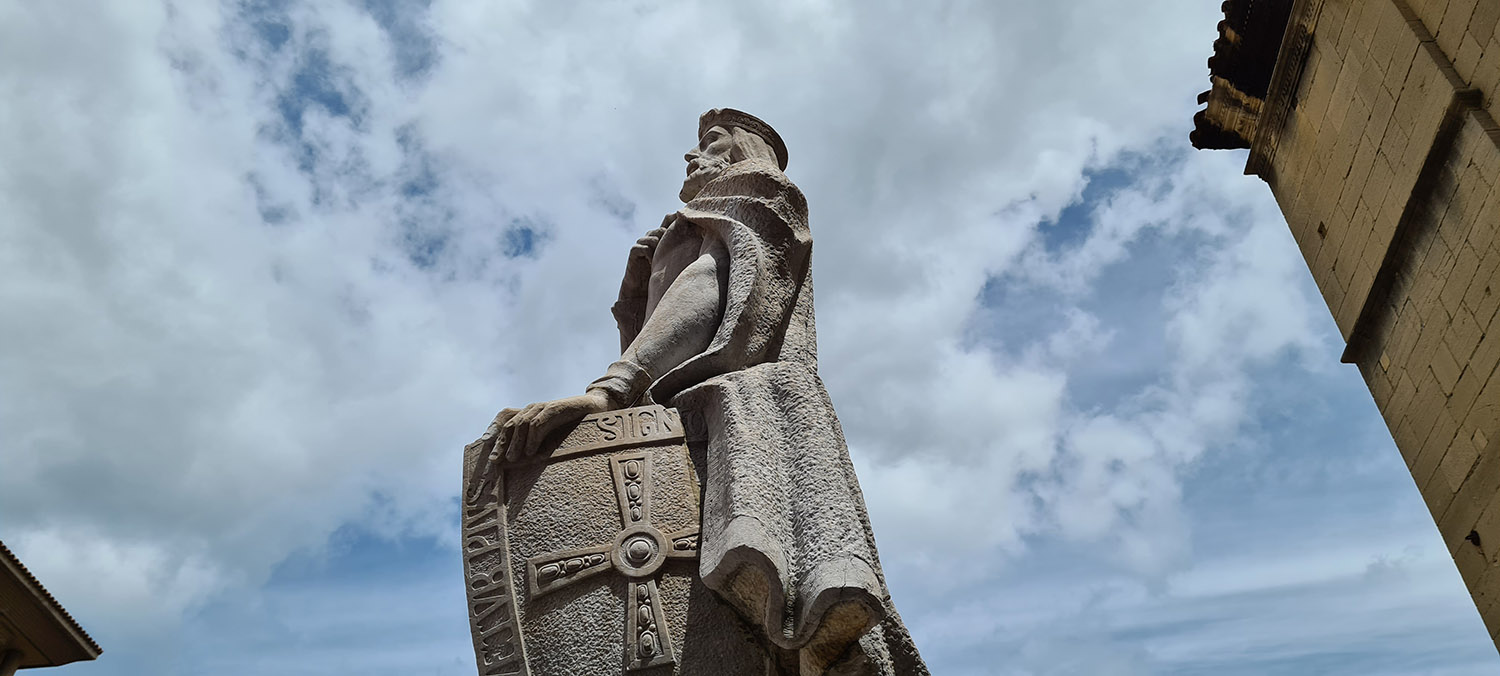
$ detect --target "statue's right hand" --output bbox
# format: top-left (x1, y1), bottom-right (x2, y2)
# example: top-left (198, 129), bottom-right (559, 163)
top-left (497, 391), bottom-right (610, 462)
top-left (465, 407), bottom-right (522, 503)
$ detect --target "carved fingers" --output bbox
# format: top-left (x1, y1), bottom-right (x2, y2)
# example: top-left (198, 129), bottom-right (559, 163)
top-left (622, 224), bottom-right (667, 296)
top-left (500, 401), bottom-right (545, 462)
top-left (485, 408), bottom-right (522, 443)
top-left (632, 216), bottom-right (673, 261)
top-left (629, 228), bottom-right (665, 261)
top-left (467, 407), bottom-right (521, 503)
top-left (498, 392), bottom-right (611, 462)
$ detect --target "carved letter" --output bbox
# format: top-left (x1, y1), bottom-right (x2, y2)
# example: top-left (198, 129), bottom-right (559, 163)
top-left (464, 503), bottom-right (500, 531)
top-left (597, 414), bottom-right (620, 441)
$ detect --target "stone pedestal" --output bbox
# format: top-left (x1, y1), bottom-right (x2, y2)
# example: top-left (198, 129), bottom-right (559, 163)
top-left (462, 405), bottom-right (773, 675)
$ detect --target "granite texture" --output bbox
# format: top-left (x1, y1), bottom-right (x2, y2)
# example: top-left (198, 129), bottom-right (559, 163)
top-left (467, 109), bottom-right (928, 675)
top-left (462, 405), bottom-right (775, 675)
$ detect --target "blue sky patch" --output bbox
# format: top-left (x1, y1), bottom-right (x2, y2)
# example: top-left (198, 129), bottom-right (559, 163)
top-left (396, 124), bottom-right (439, 200)
top-left (503, 219), bottom-right (549, 259)
top-left (1038, 165), bottom-right (1133, 253)
top-left (276, 46), bottom-right (361, 138)
top-left (403, 223), bottom-right (449, 270)
top-left (358, 0), bottom-right (439, 80)
top-left (237, 0), bottom-right (294, 54)
top-left (177, 527), bottom-right (471, 676)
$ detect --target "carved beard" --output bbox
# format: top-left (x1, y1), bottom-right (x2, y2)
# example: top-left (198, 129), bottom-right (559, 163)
top-left (679, 155), bottom-right (732, 202)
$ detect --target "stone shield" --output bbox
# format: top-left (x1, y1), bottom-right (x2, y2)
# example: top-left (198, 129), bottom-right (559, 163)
top-left (461, 405), bottom-right (770, 675)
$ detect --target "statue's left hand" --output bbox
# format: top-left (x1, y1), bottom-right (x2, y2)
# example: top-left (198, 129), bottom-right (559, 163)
top-left (497, 390), bottom-right (611, 462)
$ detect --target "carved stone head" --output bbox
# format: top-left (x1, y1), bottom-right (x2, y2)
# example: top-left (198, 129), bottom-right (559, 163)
top-left (679, 108), bottom-right (788, 202)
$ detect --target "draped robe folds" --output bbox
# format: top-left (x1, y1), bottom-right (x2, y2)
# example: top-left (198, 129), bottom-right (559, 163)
top-left (610, 159), bottom-right (928, 675)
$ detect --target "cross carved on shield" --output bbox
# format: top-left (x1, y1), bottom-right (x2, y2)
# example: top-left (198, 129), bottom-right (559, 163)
top-left (524, 450), bottom-right (701, 671)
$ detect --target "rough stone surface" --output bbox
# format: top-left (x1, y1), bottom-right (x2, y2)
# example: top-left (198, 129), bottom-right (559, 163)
top-left (462, 405), bottom-right (772, 675)
top-left (465, 109), bottom-right (928, 675)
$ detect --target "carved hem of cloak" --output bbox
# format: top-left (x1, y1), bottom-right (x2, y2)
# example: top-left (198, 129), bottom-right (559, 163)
top-left (613, 160), bottom-right (928, 675)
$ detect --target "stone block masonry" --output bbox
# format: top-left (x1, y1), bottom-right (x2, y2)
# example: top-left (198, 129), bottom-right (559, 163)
top-left (1198, 0), bottom-right (1500, 651)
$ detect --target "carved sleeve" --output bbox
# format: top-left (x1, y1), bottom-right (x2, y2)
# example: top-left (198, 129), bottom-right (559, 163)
top-left (589, 234), bottom-right (731, 409)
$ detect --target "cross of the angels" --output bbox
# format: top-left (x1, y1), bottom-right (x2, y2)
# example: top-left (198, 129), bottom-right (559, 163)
top-left (523, 450), bottom-right (701, 671)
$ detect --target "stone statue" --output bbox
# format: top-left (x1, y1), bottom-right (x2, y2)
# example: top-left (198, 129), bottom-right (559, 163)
top-left (463, 109), bottom-right (928, 675)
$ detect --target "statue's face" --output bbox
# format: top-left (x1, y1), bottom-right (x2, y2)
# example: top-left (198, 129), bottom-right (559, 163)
top-left (679, 125), bottom-right (736, 202)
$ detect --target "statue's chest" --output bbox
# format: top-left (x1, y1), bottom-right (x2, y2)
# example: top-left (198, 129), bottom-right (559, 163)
top-left (645, 221), bottom-right (705, 315)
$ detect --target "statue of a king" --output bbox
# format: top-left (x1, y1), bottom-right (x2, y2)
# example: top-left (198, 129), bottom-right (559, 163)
top-left (466, 109), bottom-right (929, 676)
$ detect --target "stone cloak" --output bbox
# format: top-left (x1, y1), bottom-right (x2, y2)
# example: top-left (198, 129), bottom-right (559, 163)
top-left (611, 159), bottom-right (928, 675)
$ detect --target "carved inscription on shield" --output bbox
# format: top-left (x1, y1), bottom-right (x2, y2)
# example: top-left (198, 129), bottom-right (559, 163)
top-left (534, 406), bottom-right (684, 463)
top-left (461, 461), bottom-right (529, 676)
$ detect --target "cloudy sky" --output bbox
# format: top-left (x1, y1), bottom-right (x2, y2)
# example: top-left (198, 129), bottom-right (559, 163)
top-left (2, 1), bottom-right (1498, 674)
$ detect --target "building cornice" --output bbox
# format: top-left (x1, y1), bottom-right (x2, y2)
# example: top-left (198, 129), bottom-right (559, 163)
top-left (1245, 0), bottom-right (1325, 177)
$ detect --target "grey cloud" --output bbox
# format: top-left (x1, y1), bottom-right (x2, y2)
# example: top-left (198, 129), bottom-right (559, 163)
top-left (2, 0), bottom-right (1493, 673)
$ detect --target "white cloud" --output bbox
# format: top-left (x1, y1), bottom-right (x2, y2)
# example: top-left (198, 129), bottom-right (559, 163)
top-left (0, 0), bottom-right (1492, 673)
top-left (11, 528), bottom-right (226, 629)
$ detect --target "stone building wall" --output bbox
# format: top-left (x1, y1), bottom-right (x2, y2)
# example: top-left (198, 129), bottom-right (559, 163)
top-left (1198, 0), bottom-right (1500, 649)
